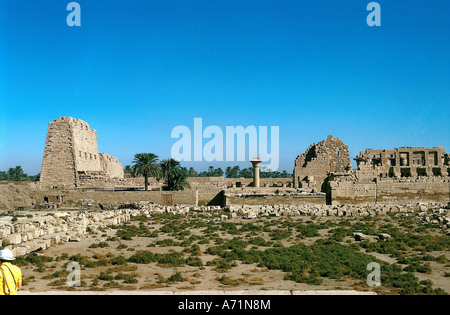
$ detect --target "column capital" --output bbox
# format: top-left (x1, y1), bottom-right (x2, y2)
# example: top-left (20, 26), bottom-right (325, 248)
top-left (250, 157), bottom-right (262, 168)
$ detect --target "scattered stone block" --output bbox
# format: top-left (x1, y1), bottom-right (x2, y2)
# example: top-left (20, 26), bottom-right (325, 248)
top-left (353, 232), bottom-right (369, 241)
top-left (4, 233), bottom-right (22, 245)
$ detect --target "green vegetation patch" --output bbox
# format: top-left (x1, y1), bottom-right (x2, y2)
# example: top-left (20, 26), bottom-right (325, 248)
top-left (207, 238), bottom-right (447, 294)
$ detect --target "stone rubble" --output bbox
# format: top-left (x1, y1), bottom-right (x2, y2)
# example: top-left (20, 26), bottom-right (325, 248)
top-left (0, 210), bottom-right (131, 258)
top-left (1, 201), bottom-right (448, 258)
top-left (224, 202), bottom-right (449, 224)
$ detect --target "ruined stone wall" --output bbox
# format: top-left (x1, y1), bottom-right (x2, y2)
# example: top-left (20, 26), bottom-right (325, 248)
top-left (1, 181), bottom-right (205, 210)
top-left (355, 147), bottom-right (449, 179)
top-left (330, 177), bottom-right (450, 205)
top-left (0, 182), bottom-right (40, 211)
top-left (71, 119), bottom-right (102, 173)
top-left (376, 178), bottom-right (450, 205)
top-left (40, 117), bottom-right (79, 189)
top-left (40, 117), bottom-right (123, 189)
top-left (224, 188), bottom-right (326, 206)
top-left (99, 153), bottom-right (124, 179)
top-left (197, 188), bottom-right (225, 206)
top-left (77, 173), bottom-right (128, 190)
top-left (35, 190), bottom-right (199, 207)
top-left (188, 177), bottom-right (292, 189)
top-left (329, 181), bottom-right (377, 205)
top-left (294, 135), bottom-right (351, 191)
top-left (189, 177), bottom-right (293, 206)
top-left (119, 176), bottom-right (292, 191)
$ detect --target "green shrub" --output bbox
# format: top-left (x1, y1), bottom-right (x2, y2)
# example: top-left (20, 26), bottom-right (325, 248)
top-left (220, 223), bottom-right (240, 235)
top-left (116, 222), bottom-right (155, 240)
top-left (114, 273), bottom-right (138, 284)
top-left (117, 243), bottom-right (128, 250)
top-left (15, 255), bottom-right (53, 267)
top-left (403, 262), bottom-right (432, 274)
top-left (127, 251), bottom-right (186, 267)
top-left (186, 256), bottom-right (203, 267)
top-left (296, 225), bottom-right (320, 238)
top-left (168, 272), bottom-right (185, 283)
top-left (269, 229), bottom-right (292, 240)
top-left (217, 275), bottom-right (242, 286)
top-left (85, 259), bottom-right (109, 268)
top-left (42, 269), bottom-right (69, 279)
top-left (161, 222), bottom-right (182, 234)
top-left (68, 254), bottom-right (90, 265)
top-left (197, 238), bottom-right (210, 245)
top-left (157, 252), bottom-right (186, 267)
top-left (98, 271), bottom-right (114, 281)
top-left (127, 251), bottom-right (158, 264)
top-left (155, 239), bottom-right (180, 247)
top-left (89, 242), bottom-right (110, 249)
top-left (239, 223), bottom-right (263, 233)
top-left (206, 258), bottom-right (237, 272)
top-left (206, 237), bottom-right (446, 295)
top-left (183, 244), bottom-right (202, 256)
top-left (132, 214), bottom-right (150, 222)
top-left (110, 256), bottom-right (128, 266)
top-left (248, 237), bottom-right (273, 247)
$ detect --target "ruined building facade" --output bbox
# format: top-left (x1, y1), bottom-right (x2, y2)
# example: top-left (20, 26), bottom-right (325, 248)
top-left (294, 136), bottom-right (450, 205)
top-left (293, 135), bottom-right (351, 191)
top-left (40, 117), bottom-right (124, 189)
top-left (355, 147), bottom-right (450, 180)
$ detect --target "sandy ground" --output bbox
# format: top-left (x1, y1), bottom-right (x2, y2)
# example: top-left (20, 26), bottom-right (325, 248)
top-left (21, 235), bottom-right (361, 293)
top-left (14, 214), bottom-right (450, 295)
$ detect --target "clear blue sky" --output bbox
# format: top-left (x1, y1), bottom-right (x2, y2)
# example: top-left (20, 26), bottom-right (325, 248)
top-left (1, 0), bottom-right (449, 175)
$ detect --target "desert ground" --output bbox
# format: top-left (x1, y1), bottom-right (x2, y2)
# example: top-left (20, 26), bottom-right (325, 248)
top-left (12, 209), bottom-right (448, 295)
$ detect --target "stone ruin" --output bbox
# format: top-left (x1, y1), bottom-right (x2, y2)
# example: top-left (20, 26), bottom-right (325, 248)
top-left (40, 117), bottom-right (125, 190)
top-left (0, 210), bottom-right (132, 258)
top-left (354, 147), bottom-right (450, 180)
top-left (293, 135), bottom-right (352, 191)
top-left (33, 117), bottom-right (450, 207)
top-left (293, 135), bottom-right (450, 205)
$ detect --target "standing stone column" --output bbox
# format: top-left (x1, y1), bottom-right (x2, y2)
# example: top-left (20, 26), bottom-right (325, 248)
top-left (251, 157), bottom-right (262, 188)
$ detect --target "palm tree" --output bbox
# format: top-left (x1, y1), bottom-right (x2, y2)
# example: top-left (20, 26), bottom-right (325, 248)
top-left (160, 158), bottom-right (190, 191)
top-left (225, 166), bottom-right (240, 178)
top-left (123, 165), bottom-right (133, 175)
top-left (132, 153), bottom-right (161, 191)
top-left (7, 166), bottom-right (26, 181)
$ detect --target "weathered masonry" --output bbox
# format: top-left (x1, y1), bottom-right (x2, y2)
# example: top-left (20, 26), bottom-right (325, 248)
top-left (355, 147), bottom-right (450, 179)
top-left (293, 135), bottom-right (351, 192)
top-left (293, 136), bottom-right (450, 205)
top-left (40, 117), bottom-right (124, 190)
top-left (329, 146), bottom-right (450, 205)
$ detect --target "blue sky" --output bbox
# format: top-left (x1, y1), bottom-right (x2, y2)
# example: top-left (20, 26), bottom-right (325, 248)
top-left (1, 0), bottom-right (449, 175)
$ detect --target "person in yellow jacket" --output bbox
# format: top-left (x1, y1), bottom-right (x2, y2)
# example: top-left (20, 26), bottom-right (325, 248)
top-left (0, 249), bottom-right (22, 295)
